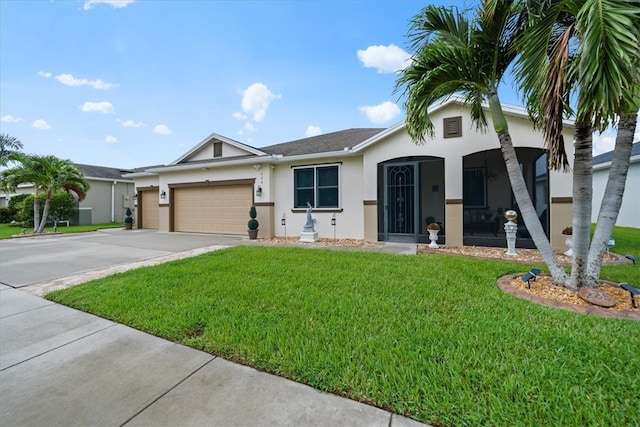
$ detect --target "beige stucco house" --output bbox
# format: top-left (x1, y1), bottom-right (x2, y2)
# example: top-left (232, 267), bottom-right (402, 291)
top-left (127, 98), bottom-right (575, 250)
top-left (591, 141), bottom-right (639, 228)
top-left (0, 163), bottom-right (135, 225)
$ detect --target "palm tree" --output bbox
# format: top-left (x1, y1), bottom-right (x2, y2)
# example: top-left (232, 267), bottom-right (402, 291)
top-left (0, 155), bottom-right (90, 233)
top-left (516, 0), bottom-right (639, 288)
top-left (395, 1), bottom-right (568, 282)
top-left (0, 133), bottom-right (24, 167)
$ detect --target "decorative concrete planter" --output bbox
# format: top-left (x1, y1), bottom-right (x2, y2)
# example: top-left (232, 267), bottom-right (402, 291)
top-left (564, 236), bottom-right (573, 257)
top-left (428, 229), bottom-right (439, 249)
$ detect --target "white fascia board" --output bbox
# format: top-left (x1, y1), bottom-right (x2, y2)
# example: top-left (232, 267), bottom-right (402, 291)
top-left (271, 149), bottom-right (358, 164)
top-left (351, 121), bottom-right (406, 152)
top-left (425, 94), bottom-right (576, 126)
top-left (593, 153), bottom-right (640, 171)
top-left (146, 155), bottom-right (276, 173)
top-left (84, 177), bottom-right (134, 183)
top-left (122, 172), bottom-right (158, 178)
top-left (171, 133), bottom-right (267, 165)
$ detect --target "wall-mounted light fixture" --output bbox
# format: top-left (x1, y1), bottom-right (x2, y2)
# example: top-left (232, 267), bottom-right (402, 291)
top-left (331, 213), bottom-right (336, 240)
top-left (281, 213), bottom-right (286, 238)
top-left (132, 194), bottom-right (138, 202)
top-left (160, 190), bottom-right (167, 200)
top-left (255, 186), bottom-right (262, 197)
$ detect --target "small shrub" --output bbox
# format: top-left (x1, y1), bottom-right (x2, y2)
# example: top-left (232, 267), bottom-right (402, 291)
top-left (248, 206), bottom-right (259, 230)
top-left (0, 207), bottom-right (12, 223)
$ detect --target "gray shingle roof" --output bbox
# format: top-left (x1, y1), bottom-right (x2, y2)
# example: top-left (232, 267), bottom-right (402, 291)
top-left (74, 163), bottom-right (134, 181)
top-left (260, 128), bottom-right (385, 156)
top-left (592, 141), bottom-right (640, 165)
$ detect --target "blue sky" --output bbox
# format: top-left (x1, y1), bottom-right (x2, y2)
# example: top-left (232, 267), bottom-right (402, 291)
top-left (0, 0), bottom-right (630, 169)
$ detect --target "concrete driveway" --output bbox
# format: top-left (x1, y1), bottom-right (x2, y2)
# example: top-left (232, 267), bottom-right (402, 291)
top-left (0, 229), bottom-right (430, 427)
top-left (0, 228), bottom-right (244, 288)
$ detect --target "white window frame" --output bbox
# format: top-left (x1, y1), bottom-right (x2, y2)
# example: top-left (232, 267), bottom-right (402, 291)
top-left (292, 163), bottom-right (341, 210)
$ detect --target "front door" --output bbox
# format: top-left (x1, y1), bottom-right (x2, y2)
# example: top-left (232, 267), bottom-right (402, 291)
top-left (384, 164), bottom-right (417, 241)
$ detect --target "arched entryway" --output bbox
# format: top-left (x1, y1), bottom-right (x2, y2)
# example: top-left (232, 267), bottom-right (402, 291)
top-left (462, 148), bottom-right (548, 248)
top-left (377, 156), bottom-right (445, 243)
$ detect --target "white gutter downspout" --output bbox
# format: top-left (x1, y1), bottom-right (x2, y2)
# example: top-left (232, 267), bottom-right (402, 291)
top-left (111, 181), bottom-right (116, 222)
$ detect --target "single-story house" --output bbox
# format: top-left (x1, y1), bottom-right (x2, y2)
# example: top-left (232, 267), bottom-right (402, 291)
top-left (126, 97), bottom-right (576, 250)
top-left (591, 141), bottom-right (639, 228)
top-left (0, 163), bottom-right (135, 225)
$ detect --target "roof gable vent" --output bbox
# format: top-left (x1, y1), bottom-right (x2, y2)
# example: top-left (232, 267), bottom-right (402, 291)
top-left (443, 116), bottom-right (462, 138)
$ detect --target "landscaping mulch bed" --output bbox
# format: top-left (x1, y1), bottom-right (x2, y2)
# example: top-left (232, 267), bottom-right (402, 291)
top-left (266, 237), bottom-right (384, 248)
top-left (507, 275), bottom-right (635, 310)
top-left (418, 244), bottom-right (620, 265)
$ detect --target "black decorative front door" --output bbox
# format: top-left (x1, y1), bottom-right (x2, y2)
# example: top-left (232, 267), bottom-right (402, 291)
top-left (385, 164), bottom-right (415, 236)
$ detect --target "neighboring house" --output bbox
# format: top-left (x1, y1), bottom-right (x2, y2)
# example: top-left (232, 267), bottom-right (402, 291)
top-left (126, 97), bottom-right (576, 249)
top-left (591, 141), bottom-right (640, 228)
top-left (0, 163), bottom-right (135, 225)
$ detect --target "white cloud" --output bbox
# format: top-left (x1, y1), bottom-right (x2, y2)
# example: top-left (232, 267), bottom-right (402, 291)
top-left (592, 114), bottom-right (640, 155)
top-left (359, 101), bottom-right (402, 124)
top-left (1, 115), bottom-right (26, 123)
top-left (306, 126), bottom-right (322, 137)
top-left (105, 135), bottom-right (117, 144)
top-left (120, 119), bottom-right (145, 128)
top-left (232, 112), bottom-right (247, 121)
top-left (592, 129), bottom-right (616, 156)
top-left (55, 73), bottom-right (119, 90)
top-left (238, 83), bottom-right (281, 122)
top-left (152, 124), bottom-right (172, 135)
top-left (38, 71), bottom-right (52, 78)
top-left (84, 0), bottom-right (135, 10)
top-left (244, 122), bottom-right (256, 132)
top-left (357, 44), bottom-right (411, 74)
top-left (31, 119), bottom-right (51, 130)
top-left (80, 101), bottom-right (114, 114)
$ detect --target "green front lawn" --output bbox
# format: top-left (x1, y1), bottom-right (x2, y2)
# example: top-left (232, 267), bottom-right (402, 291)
top-left (47, 235), bottom-right (640, 426)
top-left (0, 222), bottom-right (124, 239)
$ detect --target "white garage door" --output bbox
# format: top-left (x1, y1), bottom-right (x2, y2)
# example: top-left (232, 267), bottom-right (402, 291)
top-left (140, 190), bottom-right (159, 229)
top-left (173, 184), bottom-right (253, 234)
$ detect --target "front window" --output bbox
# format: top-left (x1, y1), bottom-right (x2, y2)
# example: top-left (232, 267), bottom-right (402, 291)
top-left (293, 165), bottom-right (339, 208)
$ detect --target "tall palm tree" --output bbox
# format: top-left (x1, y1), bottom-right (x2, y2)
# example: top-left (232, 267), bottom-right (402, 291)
top-left (0, 133), bottom-right (24, 167)
top-left (395, 0), bottom-right (568, 282)
top-left (0, 155), bottom-right (90, 233)
top-left (516, 0), bottom-right (639, 288)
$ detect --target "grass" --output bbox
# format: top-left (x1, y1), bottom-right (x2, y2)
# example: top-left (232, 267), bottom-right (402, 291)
top-left (597, 225), bottom-right (640, 286)
top-left (0, 222), bottom-right (124, 239)
top-left (46, 228), bottom-right (640, 427)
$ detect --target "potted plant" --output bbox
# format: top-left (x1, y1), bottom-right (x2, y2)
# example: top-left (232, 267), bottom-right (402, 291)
top-left (561, 226), bottom-right (573, 256)
top-left (427, 222), bottom-right (440, 249)
top-left (247, 206), bottom-right (259, 240)
top-left (124, 207), bottom-right (134, 230)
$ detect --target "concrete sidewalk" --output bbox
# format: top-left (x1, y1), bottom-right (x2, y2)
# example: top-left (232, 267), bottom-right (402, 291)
top-left (1, 275), bottom-right (428, 427)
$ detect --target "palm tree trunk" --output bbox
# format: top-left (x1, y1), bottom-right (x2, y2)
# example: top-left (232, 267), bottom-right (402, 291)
top-left (566, 121), bottom-right (593, 289)
top-left (33, 188), bottom-right (40, 233)
top-left (587, 113), bottom-right (637, 283)
top-left (489, 94), bottom-right (568, 283)
top-left (36, 188), bottom-right (53, 233)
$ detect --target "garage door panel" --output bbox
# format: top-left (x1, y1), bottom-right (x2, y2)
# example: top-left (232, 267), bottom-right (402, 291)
top-left (141, 191), bottom-right (159, 229)
top-left (173, 185), bottom-right (252, 234)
